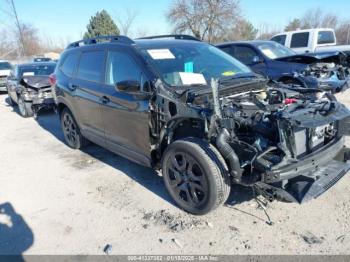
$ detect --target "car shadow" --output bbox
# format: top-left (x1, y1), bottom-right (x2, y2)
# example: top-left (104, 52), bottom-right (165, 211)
top-left (36, 112), bottom-right (175, 207)
top-left (35, 112), bottom-right (256, 210)
top-left (0, 202), bottom-right (34, 259)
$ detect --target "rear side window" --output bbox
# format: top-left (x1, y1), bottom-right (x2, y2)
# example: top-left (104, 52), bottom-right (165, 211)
top-left (271, 35), bottom-right (286, 46)
top-left (106, 51), bottom-right (141, 85)
top-left (77, 51), bottom-right (105, 82)
top-left (318, 31), bottom-right (335, 44)
top-left (60, 52), bottom-right (79, 77)
top-left (291, 32), bottom-right (309, 48)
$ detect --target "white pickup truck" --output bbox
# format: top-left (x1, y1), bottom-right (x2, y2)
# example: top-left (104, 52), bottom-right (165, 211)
top-left (271, 28), bottom-right (350, 56)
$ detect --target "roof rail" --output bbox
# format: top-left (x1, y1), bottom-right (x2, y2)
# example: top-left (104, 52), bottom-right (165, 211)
top-left (66, 35), bottom-right (134, 49)
top-left (136, 34), bottom-right (201, 42)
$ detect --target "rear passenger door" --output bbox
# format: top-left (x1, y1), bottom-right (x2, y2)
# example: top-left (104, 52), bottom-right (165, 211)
top-left (99, 47), bottom-right (151, 166)
top-left (290, 32), bottom-right (310, 54)
top-left (74, 48), bottom-right (106, 147)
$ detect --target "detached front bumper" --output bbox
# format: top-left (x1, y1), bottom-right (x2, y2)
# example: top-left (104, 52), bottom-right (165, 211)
top-left (258, 137), bottom-right (350, 203)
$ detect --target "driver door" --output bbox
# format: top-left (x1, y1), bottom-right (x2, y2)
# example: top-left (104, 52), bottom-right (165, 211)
top-left (99, 47), bottom-right (152, 166)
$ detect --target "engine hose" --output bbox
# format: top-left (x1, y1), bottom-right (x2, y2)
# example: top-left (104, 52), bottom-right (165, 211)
top-left (216, 128), bottom-right (243, 183)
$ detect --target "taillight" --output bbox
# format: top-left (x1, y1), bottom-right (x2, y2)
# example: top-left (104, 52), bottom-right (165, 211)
top-left (49, 74), bottom-right (56, 86)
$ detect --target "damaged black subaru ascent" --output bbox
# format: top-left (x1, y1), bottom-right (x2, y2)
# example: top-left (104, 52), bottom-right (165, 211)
top-left (53, 35), bottom-right (350, 215)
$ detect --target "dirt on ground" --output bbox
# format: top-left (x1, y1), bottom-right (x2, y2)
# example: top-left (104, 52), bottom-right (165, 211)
top-left (0, 91), bottom-right (350, 255)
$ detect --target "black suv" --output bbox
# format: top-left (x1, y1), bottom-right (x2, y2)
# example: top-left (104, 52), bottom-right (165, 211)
top-left (53, 35), bottom-right (350, 215)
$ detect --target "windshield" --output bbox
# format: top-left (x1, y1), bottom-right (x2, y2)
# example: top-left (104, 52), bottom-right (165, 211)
top-left (139, 42), bottom-right (252, 87)
top-left (0, 62), bottom-right (12, 70)
top-left (257, 42), bottom-right (296, 59)
top-left (19, 64), bottom-right (55, 77)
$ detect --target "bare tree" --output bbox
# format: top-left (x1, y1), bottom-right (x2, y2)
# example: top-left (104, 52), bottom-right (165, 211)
top-left (256, 23), bottom-right (281, 40)
top-left (116, 9), bottom-right (138, 36)
top-left (167, 0), bottom-right (241, 43)
top-left (335, 20), bottom-right (350, 45)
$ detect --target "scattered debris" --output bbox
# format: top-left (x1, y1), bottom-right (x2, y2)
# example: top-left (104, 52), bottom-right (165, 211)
top-left (229, 226), bottom-right (239, 233)
top-left (103, 244), bottom-right (113, 255)
top-left (206, 221), bottom-right (214, 228)
top-left (300, 232), bottom-right (324, 245)
top-left (172, 238), bottom-right (183, 249)
top-left (336, 235), bottom-right (346, 243)
top-left (143, 210), bottom-right (205, 232)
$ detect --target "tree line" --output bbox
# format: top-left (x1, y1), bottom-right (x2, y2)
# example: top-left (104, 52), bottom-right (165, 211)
top-left (1, 0), bottom-right (350, 59)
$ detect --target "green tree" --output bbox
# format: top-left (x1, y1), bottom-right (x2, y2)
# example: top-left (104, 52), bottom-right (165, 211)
top-left (84, 10), bottom-right (120, 39)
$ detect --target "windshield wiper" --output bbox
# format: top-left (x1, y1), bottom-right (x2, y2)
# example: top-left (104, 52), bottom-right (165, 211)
top-left (219, 73), bottom-right (259, 84)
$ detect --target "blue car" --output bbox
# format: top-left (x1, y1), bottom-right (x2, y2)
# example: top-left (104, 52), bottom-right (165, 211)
top-left (216, 40), bottom-right (350, 93)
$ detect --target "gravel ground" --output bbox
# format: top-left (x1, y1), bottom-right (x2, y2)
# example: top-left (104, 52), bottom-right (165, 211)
top-left (0, 91), bottom-right (350, 255)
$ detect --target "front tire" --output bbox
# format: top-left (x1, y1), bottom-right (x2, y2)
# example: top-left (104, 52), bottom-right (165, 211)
top-left (18, 95), bottom-right (33, 118)
top-left (60, 108), bottom-right (88, 149)
top-left (162, 138), bottom-right (231, 215)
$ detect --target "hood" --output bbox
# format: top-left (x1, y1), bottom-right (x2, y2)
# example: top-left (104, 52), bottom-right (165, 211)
top-left (0, 70), bottom-right (11, 77)
top-left (20, 76), bottom-right (51, 90)
top-left (274, 51), bottom-right (347, 65)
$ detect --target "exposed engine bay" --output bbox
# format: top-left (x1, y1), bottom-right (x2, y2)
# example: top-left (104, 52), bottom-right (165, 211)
top-left (279, 52), bottom-right (350, 92)
top-left (152, 78), bottom-right (350, 204)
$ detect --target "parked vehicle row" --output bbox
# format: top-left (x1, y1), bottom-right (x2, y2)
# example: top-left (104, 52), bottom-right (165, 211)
top-left (2, 34), bottom-right (350, 215)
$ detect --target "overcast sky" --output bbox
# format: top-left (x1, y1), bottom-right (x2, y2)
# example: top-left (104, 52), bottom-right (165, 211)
top-left (1, 0), bottom-right (350, 43)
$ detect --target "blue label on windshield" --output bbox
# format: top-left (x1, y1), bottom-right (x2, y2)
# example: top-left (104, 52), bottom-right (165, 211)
top-left (184, 61), bottom-right (194, 73)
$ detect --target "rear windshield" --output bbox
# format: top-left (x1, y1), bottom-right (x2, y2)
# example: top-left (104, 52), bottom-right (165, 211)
top-left (19, 64), bottom-right (56, 77)
top-left (318, 31), bottom-right (335, 45)
top-left (139, 42), bottom-right (252, 87)
top-left (0, 62), bottom-right (12, 70)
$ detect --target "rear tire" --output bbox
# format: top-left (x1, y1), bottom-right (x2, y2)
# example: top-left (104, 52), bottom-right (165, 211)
top-left (18, 95), bottom-right (33, 118)
top-left (60, 108), bottom-right (88, 149)
top-left (162, 137), bottom-right (231, 215)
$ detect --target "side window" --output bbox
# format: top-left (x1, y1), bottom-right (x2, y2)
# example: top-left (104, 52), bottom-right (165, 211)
top-left (77, 51), bottom-right (105, 82)
top-left (60, 52), bottom-right (79, 77)
top-left (219, 45), bottom-right (235, 57)
top-left (271, 35), bottom-right (286, 46)
top-left (233, 46), bottom-right (259, 65)
top-left (291, 32), bottom-right (309, 48)
top-left (318, 31), bottom-right (335, 44)
top-left (106, 51), bottom-right (141, 86)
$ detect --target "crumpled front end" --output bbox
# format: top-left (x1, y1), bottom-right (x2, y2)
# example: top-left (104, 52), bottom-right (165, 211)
top-left (204, 80), bottom-right (350, 203)
top-left (303, 62), bottom-right (350, 93)
top-left (20, 76), bottom-right (56, 114)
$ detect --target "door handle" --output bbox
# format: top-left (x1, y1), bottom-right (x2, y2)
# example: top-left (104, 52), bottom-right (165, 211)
top-left (101, 96), bottom-right (110, 104)
top-left (68, 84), bottom-right (78, 91)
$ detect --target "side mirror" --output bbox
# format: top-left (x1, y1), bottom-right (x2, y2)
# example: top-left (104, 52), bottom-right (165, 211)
top-left (115, 80), bottom-right (141, 93)
top-left (252, 56), bottom-right (263, 64)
